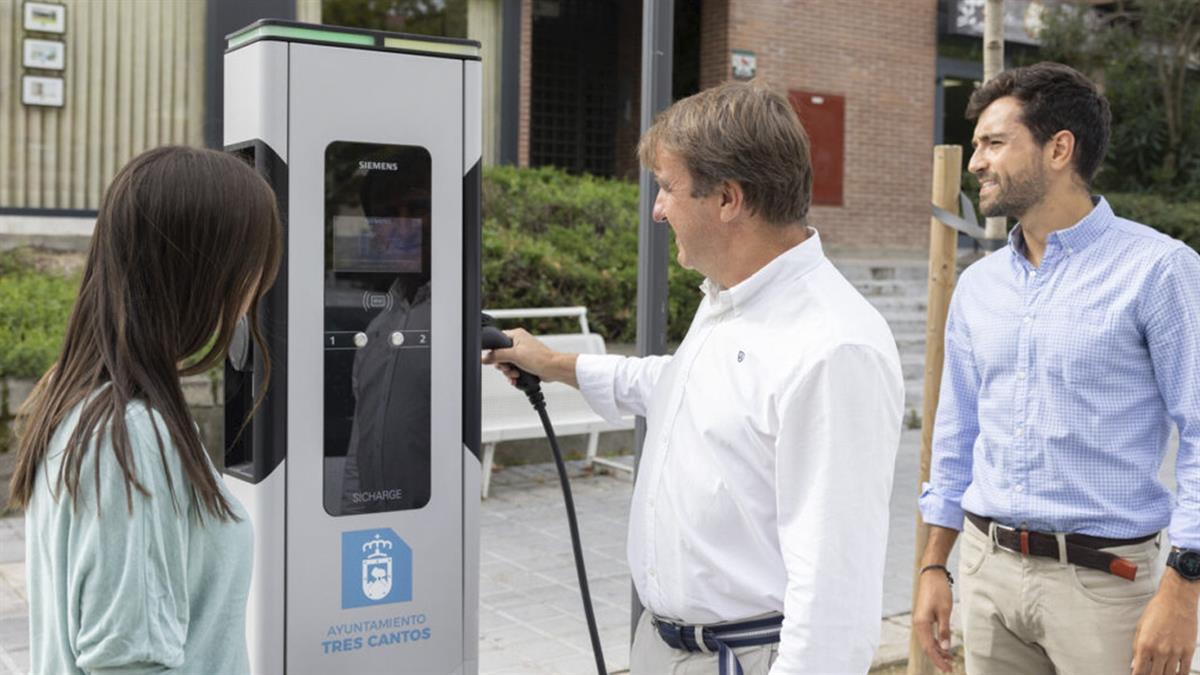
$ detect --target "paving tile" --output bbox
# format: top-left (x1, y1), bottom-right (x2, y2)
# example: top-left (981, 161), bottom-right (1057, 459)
top-left (487, 665), bottom-right (549, 675)
top-left (0, 617), bottom-right (27, 653)
top-left (545, 651), bottom-right (605, 675)
top-left (500, 601), bottom-right (569, 624)
top-left (874, 616), bottom-right (912, 667)
top-left (478, 643), bottom-right (530, 673)
top-left (0, 542), bottom-right (21, 566)
top-left (0, 518), bottom-right (23, 541)
top-left (534, 564), bottom-right (592, 588)
top-left (480, 589), bottom-right (538, 611)
top-left (479, 608), bottom-right (505, 633)
top-left (591, 604), bottom-right (632, 627)
top-left (0, 585), bottom-right (26, 620)
top-left (504, 633), bottom-right (586, 662)
top-left (598, 628), bottom-right (632, 654)
top-left (0, 645), bottom-right (29, 675)
top-left (544, 590), bottom-right (601, 617)
top-left (481, 622), bottom-right (547, 649)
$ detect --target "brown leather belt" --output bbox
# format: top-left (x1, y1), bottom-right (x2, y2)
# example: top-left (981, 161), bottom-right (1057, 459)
top-left (965, 512), bottom-right (1156, 582)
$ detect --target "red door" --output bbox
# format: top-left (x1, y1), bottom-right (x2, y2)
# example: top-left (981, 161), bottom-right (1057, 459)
top-left (788, 90), bottom-right (845, 207)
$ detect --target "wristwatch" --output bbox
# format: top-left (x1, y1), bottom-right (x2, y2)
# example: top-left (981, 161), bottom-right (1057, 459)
top-left (1166, 548), bottom-right (1200, 581)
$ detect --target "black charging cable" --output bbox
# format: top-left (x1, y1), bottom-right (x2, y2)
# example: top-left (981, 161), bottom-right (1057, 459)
top-left (481, 322), bottom-right (607, 675)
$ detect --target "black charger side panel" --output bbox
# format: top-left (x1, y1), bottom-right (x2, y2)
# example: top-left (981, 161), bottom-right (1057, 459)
top-left (224, 139), bottom-right (289, 483)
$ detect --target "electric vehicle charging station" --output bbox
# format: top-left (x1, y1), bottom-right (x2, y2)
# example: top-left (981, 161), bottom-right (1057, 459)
top-left (221, 20), bottom-right (483, 675)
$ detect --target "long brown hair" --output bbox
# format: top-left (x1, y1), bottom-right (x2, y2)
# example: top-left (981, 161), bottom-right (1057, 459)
top-left (8, 146), bottom-right (283, 520)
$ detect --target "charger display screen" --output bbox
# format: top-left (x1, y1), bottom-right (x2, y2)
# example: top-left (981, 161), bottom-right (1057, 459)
top-left (322, 141), bottom-right (433, 516)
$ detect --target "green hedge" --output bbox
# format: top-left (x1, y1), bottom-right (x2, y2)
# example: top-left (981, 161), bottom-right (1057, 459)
top-left (0, 166), bottom-right (703, 382)
top-left (0, 251), bottom-right (78, 380)
top-left (1106, 192), bottom-right (1200, 253)
top-left (7, 175), bottom-right (1190, 383)
top-left (482, 165), bottom-right (702, 342)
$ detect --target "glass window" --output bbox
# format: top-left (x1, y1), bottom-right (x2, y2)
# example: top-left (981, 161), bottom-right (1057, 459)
top-left (322, 0), bottom-right (467, 39)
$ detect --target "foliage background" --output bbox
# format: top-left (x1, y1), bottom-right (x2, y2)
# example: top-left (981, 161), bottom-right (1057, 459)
top-left (0, 251), bottom-right (79, 380)
top-left (482, 165), bottom-right (702, 343)
top-left (0, 167), bottom-right (705, 383)
top-left (1037, 0), bottom-right (1200, 200)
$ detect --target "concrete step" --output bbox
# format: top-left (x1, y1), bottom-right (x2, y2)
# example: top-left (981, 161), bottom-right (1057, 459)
top-left (883, 314), bottom-right (926, 336)
top-left (905, 381), bottom-right (926, 415)
top-left (901, 354), bottom-right (926, 381)
top-left (891, 331), bottom-right (928, 352)
top-left (833, 261), bottom-right (930, 284)
top-left (854, 280), bottom-right (922, 298)
top-left (881, 314), bottom-right (929, 336)
top-left (865, 294), bottom-right (929, 313)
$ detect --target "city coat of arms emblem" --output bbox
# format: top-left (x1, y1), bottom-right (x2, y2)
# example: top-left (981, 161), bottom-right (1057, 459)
top-left (342, 527), bottom-right (412, 608)
top-left (361, 534), bottom-right (394, 600)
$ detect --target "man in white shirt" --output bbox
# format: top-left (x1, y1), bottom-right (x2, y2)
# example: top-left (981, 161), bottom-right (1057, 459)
top-left (484, 82), bottom-right (905, 674)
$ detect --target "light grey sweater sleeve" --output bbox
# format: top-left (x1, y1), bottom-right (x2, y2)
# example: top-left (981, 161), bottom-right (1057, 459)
top-left (67, 405), bottom-right (190, 674)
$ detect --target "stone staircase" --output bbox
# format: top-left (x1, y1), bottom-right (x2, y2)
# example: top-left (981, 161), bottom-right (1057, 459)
top-left (827, 251), bottom-right (932, 420)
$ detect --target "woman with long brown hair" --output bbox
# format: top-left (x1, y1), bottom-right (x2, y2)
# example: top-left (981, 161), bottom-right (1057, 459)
top-left (8, 146), bottom-right (282, 674)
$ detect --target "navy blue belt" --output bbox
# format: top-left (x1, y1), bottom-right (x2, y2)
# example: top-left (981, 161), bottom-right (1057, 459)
top-left (652, 613), bottom-right (784, 675)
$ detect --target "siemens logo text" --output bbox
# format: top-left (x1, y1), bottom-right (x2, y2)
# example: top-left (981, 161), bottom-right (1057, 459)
top-left (359, 161), bottom-right (399, 171)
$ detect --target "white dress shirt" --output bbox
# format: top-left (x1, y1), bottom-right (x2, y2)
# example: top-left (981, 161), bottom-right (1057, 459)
top-left (576, 231), bottom-right (904, 673)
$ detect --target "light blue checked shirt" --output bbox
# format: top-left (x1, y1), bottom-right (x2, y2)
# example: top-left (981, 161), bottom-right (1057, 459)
top-left (919, 197), bottom-right (1200, 547)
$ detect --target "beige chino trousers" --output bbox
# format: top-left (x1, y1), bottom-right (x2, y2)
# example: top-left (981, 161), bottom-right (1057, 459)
top-left (958, 517), bottom-right (1162, 675)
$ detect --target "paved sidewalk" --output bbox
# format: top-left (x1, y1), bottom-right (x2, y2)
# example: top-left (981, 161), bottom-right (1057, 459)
top-left (0, 433), bottom-right (939, 675)
top-left (478, 435), bottom-right (958, 675)
top-left (0, 516), bottom-right (25, 675)
top-left (3, 426), bottom-right (1196, 674)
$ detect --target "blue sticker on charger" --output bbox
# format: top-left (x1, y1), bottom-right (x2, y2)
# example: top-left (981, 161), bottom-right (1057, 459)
top-left (342, 528), bottom-right (412, 609)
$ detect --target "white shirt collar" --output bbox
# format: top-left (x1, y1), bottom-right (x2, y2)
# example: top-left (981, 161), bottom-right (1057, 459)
top-left (700, 228), bottom-right (824, 313)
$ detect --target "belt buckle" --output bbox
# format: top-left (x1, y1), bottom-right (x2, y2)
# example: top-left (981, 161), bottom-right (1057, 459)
top-left (993, 521), bottom-right (1032, 556)
top-left (655, 619), bottom-right (684, 649)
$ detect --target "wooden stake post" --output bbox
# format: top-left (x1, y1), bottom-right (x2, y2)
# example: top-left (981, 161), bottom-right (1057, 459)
top-left (906, 145), bottom-right (963, 675)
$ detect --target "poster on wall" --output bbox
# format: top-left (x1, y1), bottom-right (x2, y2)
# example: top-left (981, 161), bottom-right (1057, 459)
top-left (22, 75), bottom-right (65, 107)
top-left (23, 39), bottom-right (65, 70)
top-left (23, 2), bottom-right (66, 33)
top-left (731, 50), bottom-right (756, 80)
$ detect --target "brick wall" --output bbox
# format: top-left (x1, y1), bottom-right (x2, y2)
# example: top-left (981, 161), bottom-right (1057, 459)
top-left (699, 0), bottom-right (730, 90)
top-left (614, 1), bottom-right (644, 179)
top-left (707, 0), bottom-right (938, 250)
top-left (518, 0), bottom-right (532, 167)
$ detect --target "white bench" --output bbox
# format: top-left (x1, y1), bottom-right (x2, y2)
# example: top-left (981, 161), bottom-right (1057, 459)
top-left (480, 307), bottom-right (635, 498)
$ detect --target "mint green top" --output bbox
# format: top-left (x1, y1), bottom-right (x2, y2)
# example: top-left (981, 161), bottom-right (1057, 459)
top-left (26, 399), bottom-right (253, 674)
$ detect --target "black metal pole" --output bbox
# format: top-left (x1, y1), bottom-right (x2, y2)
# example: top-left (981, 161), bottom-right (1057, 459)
top-left (633, 0), bottom-right (673, 643)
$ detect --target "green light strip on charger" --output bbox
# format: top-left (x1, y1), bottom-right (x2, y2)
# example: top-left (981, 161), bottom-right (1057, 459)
top-left (228, 26), bottom-right (376, 50)
top-left (382, 37), bottom-right (479, 58)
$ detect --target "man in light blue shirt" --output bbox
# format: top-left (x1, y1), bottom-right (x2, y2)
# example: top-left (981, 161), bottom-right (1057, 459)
top-left (912, 62), bottom-right (1200, 675)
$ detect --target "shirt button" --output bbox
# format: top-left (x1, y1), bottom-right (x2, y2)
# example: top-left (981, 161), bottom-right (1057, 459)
top-left (1023, 316), bottom-right (1033, 324)
top-left (648, 569), bottom-right (656, 577)
top-left (1015, 484), bottom-right (1025, 493)
top-left (1015, 428), bottom-right (1025, 437)
top-left (1017, 370), bottom-right (1027, 380)
top-left (1029, 270), bottom-right (1038, 278)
